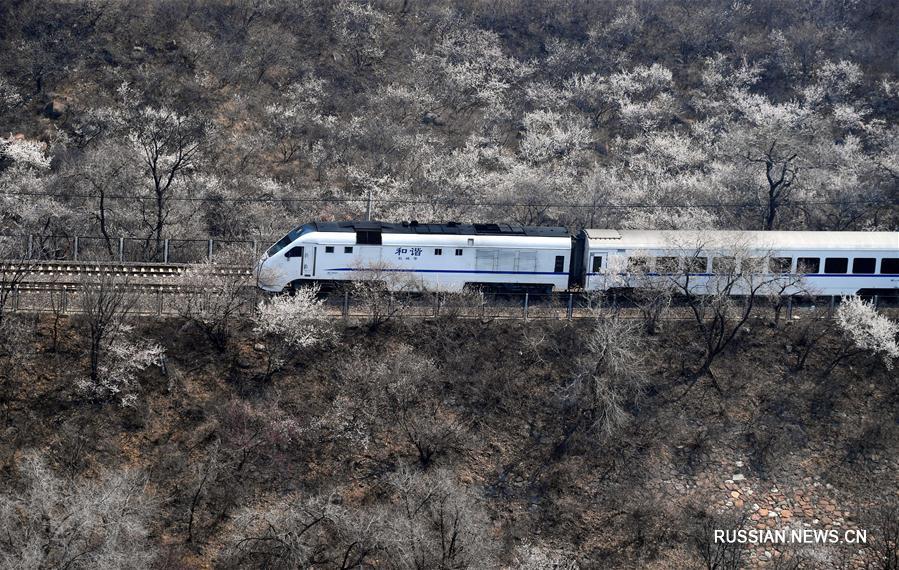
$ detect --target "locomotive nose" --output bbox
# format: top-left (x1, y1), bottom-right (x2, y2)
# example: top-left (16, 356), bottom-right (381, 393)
top-left (254, 256), bottom-right (273, 288)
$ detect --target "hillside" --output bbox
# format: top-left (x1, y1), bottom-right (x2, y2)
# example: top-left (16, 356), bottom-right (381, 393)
top-left (1, 1), bottom-right (899, 568)
top-left (0, 303), bottom-right (897, 568)
top-left (1, 0), bottom-right (898, 253)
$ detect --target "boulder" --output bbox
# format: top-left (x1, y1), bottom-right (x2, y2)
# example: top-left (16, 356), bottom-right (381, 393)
top-left (43, 99), bottom-right (67, 119)
top-left (421, 112), bottom-right (445, 126)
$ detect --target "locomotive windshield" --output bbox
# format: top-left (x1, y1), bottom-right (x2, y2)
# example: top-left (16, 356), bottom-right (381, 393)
top-left (266, 224), bottom-right (310, 256)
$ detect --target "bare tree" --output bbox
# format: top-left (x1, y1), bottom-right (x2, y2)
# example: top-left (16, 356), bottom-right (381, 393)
top-left (562, 313), bottom-right (648, 443)
top-left (221, 492), bottom-right (383, 569)
top-left (348, 259), bottom-right (423, 328)
top-left (862, 501), bottom-right (899, 570)
top-left (668, 238), bottom-right (806, 382)
top-left (0, 314), bottom-right (33, 426)
top-left (333, 343), bottom-right (470, 469)
top-left (386, 371), bottom-right (471, 469)
top-left (624, 256), bottom-right (676, 335)
top-left (80, 275), bottom-right (133, 387)
top-left (171, 260), bottom-right (252, 348)
top-left (66, 141), bottom-right (134, 257)
top-left (747, 141), bottom-right (800, 231)
top-left (783, 303), bottom-right (831, 372)
top-left (0, 235), bottom-right (33, 329)
top-left (385, 467), bottom-right (499, 569)
top-left (689, 509), bottom-right (747, 570)
top-left (117, 85), bottom-right (211, 259)
top-left (512, 542), bottom-right (580, 570)
top-left (0, 452), bottom-right (157, 570)
top-left (78, 274), bottom-right (162, 406)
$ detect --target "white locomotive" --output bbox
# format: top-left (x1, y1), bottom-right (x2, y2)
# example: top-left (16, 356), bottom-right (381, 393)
top-left (256, 221), bottom-right (899, 296)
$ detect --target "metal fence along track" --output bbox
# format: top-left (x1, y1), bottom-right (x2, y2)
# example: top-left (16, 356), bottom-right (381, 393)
top-left (1, 234), bottom-right (260, 264)
top-left (4, 282), bottom-right (896, 321)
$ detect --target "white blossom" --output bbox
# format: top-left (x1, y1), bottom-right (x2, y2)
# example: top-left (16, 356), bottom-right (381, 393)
top-left (254, 284), bottom-right (334, 350)
top-left (77, 326), bottom-right (164, 407)
top-left (519, 109), bottom-right (591, 164)
top-left (0, 138), bottom-right (51, 169)
top-left (836, 296), bottom-right (899, 370)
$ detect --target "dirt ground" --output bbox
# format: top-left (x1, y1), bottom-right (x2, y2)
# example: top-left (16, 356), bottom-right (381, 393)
top-left (1, 312), bottom-right (897, 568)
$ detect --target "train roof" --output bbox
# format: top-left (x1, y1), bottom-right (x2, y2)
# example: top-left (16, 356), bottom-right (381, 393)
top-left (583, 229), bottom-right (899, 251)
top-left (312, 221), bottom-right (570, 238)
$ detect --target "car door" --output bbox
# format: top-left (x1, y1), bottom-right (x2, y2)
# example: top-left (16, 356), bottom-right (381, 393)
top-left (587, 251), bottom-right (607, 290)
top-left (284, 245), bottom-right (307, 279)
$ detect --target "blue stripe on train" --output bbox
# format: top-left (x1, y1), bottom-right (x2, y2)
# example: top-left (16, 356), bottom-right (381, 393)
top-left (585, 273), bottom-right (899, 277)
top-left (327, 267), bottom-right (565, 275)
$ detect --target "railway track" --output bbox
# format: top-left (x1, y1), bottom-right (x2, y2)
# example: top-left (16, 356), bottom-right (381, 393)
top-left (0, 260), bottom-right (252, 283)
top-left (2, 260), bottom-right (897, 320)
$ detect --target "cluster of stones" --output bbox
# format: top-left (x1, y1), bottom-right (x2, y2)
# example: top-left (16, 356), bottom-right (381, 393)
top-left (718, 462), bottom-right (872, 567)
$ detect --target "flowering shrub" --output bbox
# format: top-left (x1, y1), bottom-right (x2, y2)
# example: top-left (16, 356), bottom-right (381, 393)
top-left (836, 296), bottom-right (899, 370)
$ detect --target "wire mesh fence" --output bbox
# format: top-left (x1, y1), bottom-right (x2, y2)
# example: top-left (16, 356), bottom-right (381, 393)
top-left (1, 234), bottom-right (261, 264)
top-left (7, 285), bottom-right (894, 322)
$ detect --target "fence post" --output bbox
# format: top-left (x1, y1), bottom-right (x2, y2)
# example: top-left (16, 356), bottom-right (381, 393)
top-left (73, 236), bottom-right (79, 261)
top-left (787, 297), bottom-right (793, 320)
top-left (567, 293), bottom-right (573, 321)
top-left (119, 237), bottom-right (124, 262)
top-left (27, 235), bottom-right (33, 259)
top-left (252, 240), bottom-right (258, 260)
top-left (873, 295), bottom-right (879, 310)
top-left (828, 295), bottom-right (835, 319)
top-left (164, 239), bottom-right (170, 264)
top-left (157, 289), bottom-right (163, 316)
top-left (12, 285), bottom-right (19, 312)
top-left (343, 291), bottom-right (349, 320)
top-left (61, 288), bottom-right (68, 314)
top-left (208, 239), bottom-right (214, 262)
top-left (524, 292), bottom-right (529, 321)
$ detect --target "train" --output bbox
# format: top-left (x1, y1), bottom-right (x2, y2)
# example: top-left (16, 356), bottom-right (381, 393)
top-left (255, 221), bottom-right (899, 296)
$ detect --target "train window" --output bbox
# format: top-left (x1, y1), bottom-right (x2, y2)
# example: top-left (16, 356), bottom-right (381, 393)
top-left (852, 258), bottom-right (875, 273)
top-left (356, 230), bottom-right (382, 245)
top-left (519, 251), bottom-right (537, 272)
top-left (266, 224), bottom-right (308, 256)
top-left (554, 256), bottom-right (565, 273)
top-left (742, 257), bottom-right (764, 273)
top-left (769, 257), bottom-right (792, 273)
top-left (434, 248), bottom-right (442, 255)
top-left (627, 256), bottom-right (650, 273)
top-left (712, 256), bottom-right (736, 274)
top-left (344, 246), bottom-right (353, 254)
top-left (455, 249), bottom-right (463, 256)
top-left (325, 246), bottom-right (334, 253)
top-left (656, 257), bottom-right (679, 274)
top-left (824, 257), bottom-right (848, 274)
top-left (285, 246), bottom-right (303, 259)
top-left (686, 257), bottom-right (708, 274)
top-left (880, 258), bottom-right (899, 274)
top-left (592, 256), bottom-right (602, 273)
top-left (797, 257), bottom-right (820, 273)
